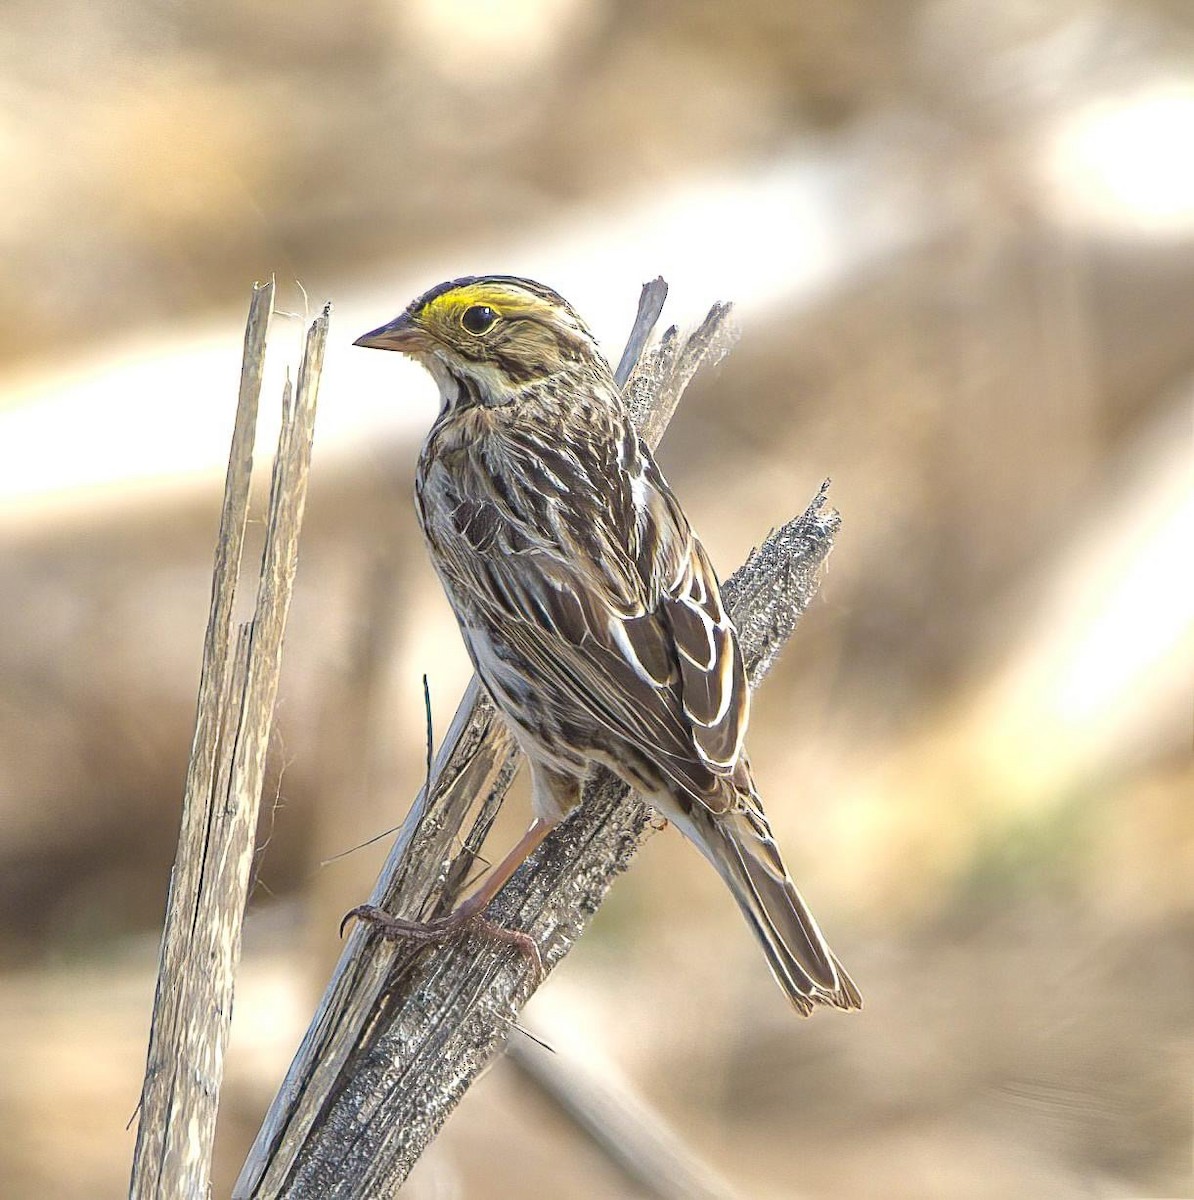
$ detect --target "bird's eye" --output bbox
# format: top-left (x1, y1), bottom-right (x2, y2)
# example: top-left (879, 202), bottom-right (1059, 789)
top-left (461, 305), bottom-right (497, 335)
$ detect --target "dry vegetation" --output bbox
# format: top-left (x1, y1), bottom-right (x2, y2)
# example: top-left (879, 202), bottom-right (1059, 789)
top-left (1, 2), bottom-right (1192, 1198)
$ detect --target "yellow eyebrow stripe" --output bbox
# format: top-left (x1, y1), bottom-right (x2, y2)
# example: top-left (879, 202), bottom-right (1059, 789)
top-left (419, 282), bottom-right (548, 321)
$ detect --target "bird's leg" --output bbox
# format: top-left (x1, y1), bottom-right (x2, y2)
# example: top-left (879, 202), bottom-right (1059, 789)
top-left (451, 817), bottom-right (555, 918)
top-left (343, 818), bottom-right (556, 978)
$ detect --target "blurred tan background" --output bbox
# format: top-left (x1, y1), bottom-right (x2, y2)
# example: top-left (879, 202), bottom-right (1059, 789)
top-left (2, 1), bottom-right (1192, 1197)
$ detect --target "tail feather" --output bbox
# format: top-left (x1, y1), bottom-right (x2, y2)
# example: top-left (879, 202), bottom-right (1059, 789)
top-left (688, 802), bottom-right (861, 1016)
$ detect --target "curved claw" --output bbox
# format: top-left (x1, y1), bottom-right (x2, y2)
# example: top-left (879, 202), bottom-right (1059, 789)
top-left (340, 903), bottom-right (449, 941)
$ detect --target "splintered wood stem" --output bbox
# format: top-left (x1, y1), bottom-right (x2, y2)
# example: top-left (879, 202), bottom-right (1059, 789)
top-left (130, 286), bottom-right (329, 1200)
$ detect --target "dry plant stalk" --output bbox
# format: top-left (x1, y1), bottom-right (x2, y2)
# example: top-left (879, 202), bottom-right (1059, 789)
top-left (504, 1030), bottom-right (742, 1200)
top-left (236, 281), bottom-right (841, 1198)
top-left (130, 283), bottom-right (329, 1200)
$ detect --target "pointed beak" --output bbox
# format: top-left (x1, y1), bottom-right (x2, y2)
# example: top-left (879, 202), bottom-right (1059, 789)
top-left (353, 311), bottom-right (424, 352)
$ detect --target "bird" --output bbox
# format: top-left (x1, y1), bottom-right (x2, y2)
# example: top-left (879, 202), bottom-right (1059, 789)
top-left (352, 275), bottom-right (861, 1015)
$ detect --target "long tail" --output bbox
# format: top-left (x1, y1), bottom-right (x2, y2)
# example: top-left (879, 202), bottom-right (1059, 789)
top-left (686, 799), bottom-right (862, 1016)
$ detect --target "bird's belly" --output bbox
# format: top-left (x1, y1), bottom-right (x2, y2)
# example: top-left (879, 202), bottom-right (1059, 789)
top-left (458, 621), bottom-right (589, 775)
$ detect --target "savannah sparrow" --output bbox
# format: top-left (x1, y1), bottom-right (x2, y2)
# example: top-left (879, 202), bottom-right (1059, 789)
top-left (354, 276), bottom-right (860, 1015)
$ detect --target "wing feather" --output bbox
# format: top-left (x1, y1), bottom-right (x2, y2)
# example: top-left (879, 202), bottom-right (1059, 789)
top-left (431, 417), bottom-right (750, 813)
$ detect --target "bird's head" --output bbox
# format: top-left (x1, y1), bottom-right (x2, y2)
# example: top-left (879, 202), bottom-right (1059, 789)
top-left (354, 275), bottom-right (609, 408)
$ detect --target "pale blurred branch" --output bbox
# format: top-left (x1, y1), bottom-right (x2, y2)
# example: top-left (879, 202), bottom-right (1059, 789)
top-left (130, 283), bottom-right (329, 1200)
top-left (506, 1027), bottom-right (744, 1200)
top-left (236, 282), bottom-right (839, 1198)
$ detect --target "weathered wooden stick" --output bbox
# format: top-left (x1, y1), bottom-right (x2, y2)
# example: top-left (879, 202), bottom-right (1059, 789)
top-left (236, 284), bottom-right (836, 1198)
top-left (130, 287), bottom-right (328, 1200)
top-left (267, 489), bottom-right (837, 1198)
